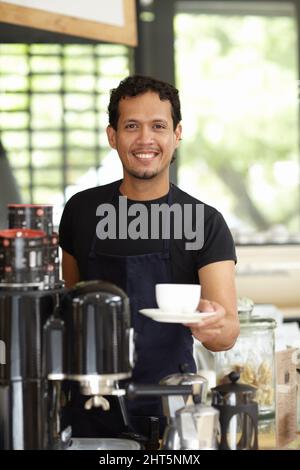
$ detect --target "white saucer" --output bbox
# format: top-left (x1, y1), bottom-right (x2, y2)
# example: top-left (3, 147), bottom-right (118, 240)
top-left (139, 308), bottom-right (216, 324)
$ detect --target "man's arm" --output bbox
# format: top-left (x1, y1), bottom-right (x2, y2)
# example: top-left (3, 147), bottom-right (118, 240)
top-left (62, 250), bottom-right (80, 288)
top-left (185, 260), bottom-right (239, 351)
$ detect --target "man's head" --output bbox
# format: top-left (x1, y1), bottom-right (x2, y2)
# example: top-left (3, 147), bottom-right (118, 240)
top-left (108, 75), bottom-right (182, 131)
top-left (106, 75), bottom-right (182, 184)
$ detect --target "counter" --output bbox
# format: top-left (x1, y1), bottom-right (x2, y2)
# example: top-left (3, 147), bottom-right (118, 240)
top-left (258, 419), bottom-right (300, 450)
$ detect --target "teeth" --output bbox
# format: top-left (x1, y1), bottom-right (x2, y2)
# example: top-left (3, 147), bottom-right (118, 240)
top-left (134, 153), bottom-right (156, 159)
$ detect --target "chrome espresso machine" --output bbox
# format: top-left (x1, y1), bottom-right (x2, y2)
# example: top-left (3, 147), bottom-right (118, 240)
top-left (0, 204), bottom-right (213, 450)
top-left (0, 204), bottom-right (141, 450)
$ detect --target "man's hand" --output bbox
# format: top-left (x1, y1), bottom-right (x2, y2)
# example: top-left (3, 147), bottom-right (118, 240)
top-left (189, 260), bottom-right (240, 351)
top-left (184, 298), bottom-right (227, 346)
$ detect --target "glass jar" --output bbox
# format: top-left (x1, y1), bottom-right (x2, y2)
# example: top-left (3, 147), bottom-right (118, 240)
top-left (215, 309), bottom-right (276, 419)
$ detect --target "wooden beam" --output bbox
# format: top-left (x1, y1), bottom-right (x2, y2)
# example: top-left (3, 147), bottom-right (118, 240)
top-left (0, 0), bottom-right (137, 46)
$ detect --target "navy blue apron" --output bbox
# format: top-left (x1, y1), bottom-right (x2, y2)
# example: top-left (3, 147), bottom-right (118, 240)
top-left (63, 184), bottom-right (196, 438)
top-left (87, 185), bottom-right (196, 417)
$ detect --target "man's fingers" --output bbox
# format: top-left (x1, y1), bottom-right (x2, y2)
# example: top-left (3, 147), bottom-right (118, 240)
top-left (198, 298), bottom-right (215, 312)
top-left (184, 310), bottom-right (225, 328)
top-left (184, 326), bottom-right (223, 343)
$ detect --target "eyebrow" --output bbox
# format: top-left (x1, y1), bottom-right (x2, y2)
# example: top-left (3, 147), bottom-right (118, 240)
top-left (123, 118), bottom-right (169, 124)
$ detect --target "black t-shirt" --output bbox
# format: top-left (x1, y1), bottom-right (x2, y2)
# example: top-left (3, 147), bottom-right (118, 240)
top-left (59, 179), bottom-right (236, 283)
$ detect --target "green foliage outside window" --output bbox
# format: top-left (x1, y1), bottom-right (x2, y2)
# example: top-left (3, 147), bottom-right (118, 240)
top-left (175, 14), bottom-right (299, 239)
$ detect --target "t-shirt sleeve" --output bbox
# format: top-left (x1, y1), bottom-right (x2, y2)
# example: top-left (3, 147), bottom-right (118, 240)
top-left (196, 210), bottom-right (237, 270)
top-left (59, 197), bottom-right (75, 256)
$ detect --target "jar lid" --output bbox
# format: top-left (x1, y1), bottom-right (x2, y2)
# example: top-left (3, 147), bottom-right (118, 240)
top-left (240, 316), bottom-right (276, 329)
top-left (238, 297), bottom-right (254, 320)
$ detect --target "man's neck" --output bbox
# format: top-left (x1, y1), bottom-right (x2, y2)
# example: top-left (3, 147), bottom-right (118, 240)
top-left (119, 176), bottom-right (170, 201)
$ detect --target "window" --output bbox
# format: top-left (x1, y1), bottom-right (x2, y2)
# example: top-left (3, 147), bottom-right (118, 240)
top-left (0, 43), bottom-right (131, 224)
top-left (175, 1), bottom-right (300, 244)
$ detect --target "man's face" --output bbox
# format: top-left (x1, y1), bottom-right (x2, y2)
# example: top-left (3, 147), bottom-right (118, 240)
top-left (106, 91), bottom-right (182, 181)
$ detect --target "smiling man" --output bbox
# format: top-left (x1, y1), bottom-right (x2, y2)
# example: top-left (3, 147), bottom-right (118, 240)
top-left (107, 90), bottom-right (181, 188)
top-left (59, 75), bottom-right (239, 438)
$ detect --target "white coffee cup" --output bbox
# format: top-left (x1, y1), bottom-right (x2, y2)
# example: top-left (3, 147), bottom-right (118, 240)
top-left (155, 283), bottom-right (201, 314)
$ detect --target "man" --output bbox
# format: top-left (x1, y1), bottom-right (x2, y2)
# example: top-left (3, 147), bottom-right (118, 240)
top-left (59, 75), bottom-right (239, 437)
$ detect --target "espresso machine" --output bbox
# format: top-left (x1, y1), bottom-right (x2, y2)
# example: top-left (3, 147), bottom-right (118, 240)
top-left (0, 204), bottom-right (140, 450)
top-left (54, 279), bottom-right (141, 450)
top-left (0, 205), bottom-right (159, 449)
top-left (0, 203), bottom-right (218, 450)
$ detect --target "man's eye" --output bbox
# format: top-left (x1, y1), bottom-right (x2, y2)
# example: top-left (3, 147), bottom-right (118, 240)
top-left (125, 123), bottom-right (138, 129)
top-left (153, 124), bottom-right (166, 129)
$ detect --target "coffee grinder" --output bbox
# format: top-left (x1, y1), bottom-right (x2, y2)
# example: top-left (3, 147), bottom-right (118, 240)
top-left (0, 220), bottom-right (62, 449)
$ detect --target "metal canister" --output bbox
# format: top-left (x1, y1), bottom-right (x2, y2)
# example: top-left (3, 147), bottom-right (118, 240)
top-left (0, 228), bottom-right (46, 286)
top-left (8, 204), bottom-right (60, 288)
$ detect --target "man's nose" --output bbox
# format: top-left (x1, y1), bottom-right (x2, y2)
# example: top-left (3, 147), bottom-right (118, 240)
top-left (137, 125), bottom-right (154, 143)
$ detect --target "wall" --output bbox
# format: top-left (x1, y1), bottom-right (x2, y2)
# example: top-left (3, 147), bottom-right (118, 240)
top-left (236, 245), bottom-right (300, 308)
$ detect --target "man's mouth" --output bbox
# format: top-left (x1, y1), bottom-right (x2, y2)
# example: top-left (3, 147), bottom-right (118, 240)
top-left (132, 151), bottom-right (159, 160)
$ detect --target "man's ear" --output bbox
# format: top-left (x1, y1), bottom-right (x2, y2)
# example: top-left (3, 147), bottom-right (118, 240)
top-left (106, 125), bottom-right (117, 149)
top-left (174, 123), bottom-right (182, 149)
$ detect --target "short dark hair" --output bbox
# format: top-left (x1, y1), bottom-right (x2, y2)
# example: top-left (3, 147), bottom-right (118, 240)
top-left (108, 75), bottom-right (182, 130)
